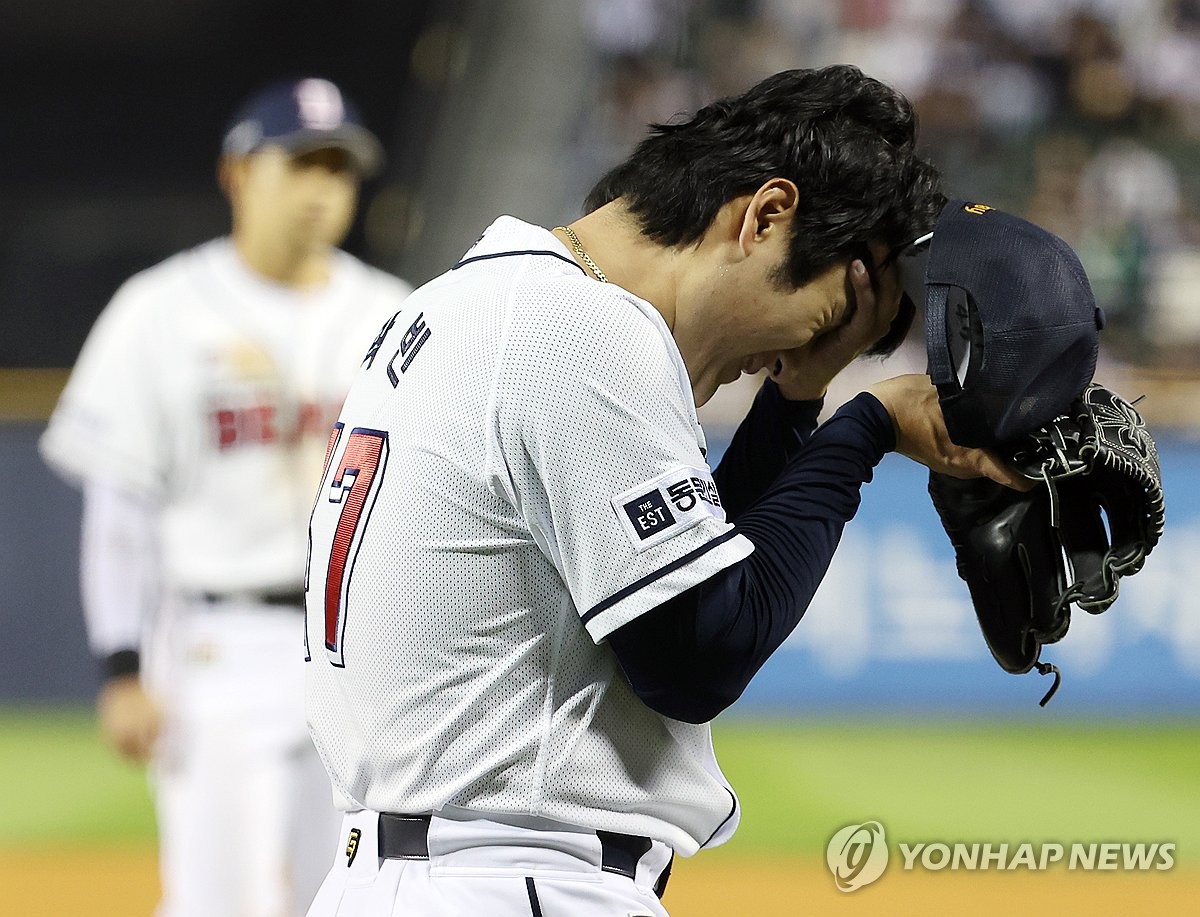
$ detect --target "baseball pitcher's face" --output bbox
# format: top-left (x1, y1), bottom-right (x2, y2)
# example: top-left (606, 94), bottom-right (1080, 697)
top-left (729, 239), bottom-right (898, 371)
top-left (674, 182), bottom-right (902, 404)
top-left (230, 146), bottom-right (359, 254)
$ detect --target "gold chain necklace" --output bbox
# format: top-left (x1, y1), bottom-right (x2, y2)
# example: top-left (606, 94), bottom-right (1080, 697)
top-left (554, 225), bottom-right (608, 283)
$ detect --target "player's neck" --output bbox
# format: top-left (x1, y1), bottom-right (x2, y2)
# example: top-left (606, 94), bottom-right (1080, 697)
top-left (232, 234), bottom-right (333, 290)
top-left (560, 204), bottom-right (729, 407)
top-left (558, 204), bottom-right (683, 327)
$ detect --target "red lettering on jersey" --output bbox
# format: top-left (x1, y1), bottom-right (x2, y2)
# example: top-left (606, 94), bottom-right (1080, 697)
top-left (210, 404), bottom-right (279, 449)
top-left (320, 423), bottom-right (343, 480)
top-left (296, 401), bottom-right (326, 440)
top-left (322, 429), bottom-right (389, 665)
top-left (214, 409), bottom-right (239, 448)
top-left (255, 404), bottom-right (278, 443)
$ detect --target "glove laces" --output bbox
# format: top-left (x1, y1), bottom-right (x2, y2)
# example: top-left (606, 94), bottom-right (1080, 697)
top-left (1035, 661), bottom-right (1062, 707)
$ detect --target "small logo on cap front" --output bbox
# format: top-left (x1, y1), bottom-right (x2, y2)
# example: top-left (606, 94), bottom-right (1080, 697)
top-left (224, 119), bottom-right (263, 155)
top-left (963, 203), bottom-right (994, 216)
top-left (295, 78), bottom-right (345, 130)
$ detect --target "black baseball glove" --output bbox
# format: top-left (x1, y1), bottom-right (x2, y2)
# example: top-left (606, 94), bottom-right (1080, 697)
top-left (929, 384), bottom-right (1165, 705)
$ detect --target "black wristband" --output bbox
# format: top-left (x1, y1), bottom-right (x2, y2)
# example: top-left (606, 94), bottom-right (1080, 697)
top-left (99, 649), bottom-right (140, 681)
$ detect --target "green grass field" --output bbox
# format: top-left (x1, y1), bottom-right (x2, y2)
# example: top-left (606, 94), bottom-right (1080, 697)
top-left (713, 715), bottom-right (1200, 860)
top-left (3, 706), bottom-right (1198, 863)
top-left (0, 706), bottom-right (156, 845)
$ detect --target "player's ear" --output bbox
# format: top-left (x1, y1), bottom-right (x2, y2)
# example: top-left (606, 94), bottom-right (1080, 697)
top-left (737, 179), bottom-right (798, 257)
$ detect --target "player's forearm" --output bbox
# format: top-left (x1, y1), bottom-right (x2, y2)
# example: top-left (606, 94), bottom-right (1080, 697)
top-left (80, 480), bottom-right (161, 680)
top-left (719, 392), bottom-right (894, 675)
top-left (610, 393), bottom-right (893, 723)
top-left (711, 377), bottom-right (823, 521)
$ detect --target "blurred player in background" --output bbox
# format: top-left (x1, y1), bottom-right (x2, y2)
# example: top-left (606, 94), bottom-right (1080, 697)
top-left (303, 65), bottom-right (1024, 916)
top-left (40, 78), bottom-right (412, 916)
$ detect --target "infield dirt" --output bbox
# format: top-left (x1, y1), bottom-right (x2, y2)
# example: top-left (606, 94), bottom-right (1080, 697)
top-left (3, 845), bottom-right (1196, 916)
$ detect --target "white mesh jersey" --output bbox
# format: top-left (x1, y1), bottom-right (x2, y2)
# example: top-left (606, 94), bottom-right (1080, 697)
top-left (305, 217), bottom-right (755, 856)
top-left (40, 238), bottom-right (412, 594)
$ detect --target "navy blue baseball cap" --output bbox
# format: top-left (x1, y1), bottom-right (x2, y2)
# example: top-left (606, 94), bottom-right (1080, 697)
top-left (892, 201), bottom-right (1105, 448)
top-left (221, 78), bottom-right (384, 177)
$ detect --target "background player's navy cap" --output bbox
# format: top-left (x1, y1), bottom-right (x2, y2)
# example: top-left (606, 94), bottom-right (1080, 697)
top-left (894, 200), bottom-right (1105, 448)
top-left (221, 78), bottom-right (384, 177)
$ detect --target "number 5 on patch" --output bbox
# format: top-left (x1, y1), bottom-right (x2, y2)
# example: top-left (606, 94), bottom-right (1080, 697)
top-left (307, 424), bottom-right (390, 667)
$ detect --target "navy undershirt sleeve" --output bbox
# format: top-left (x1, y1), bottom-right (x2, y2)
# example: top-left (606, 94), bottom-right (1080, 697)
top-left (608, 392), bottom-right (895, 723)
top-left (712, 377), bottom-right (823, 522)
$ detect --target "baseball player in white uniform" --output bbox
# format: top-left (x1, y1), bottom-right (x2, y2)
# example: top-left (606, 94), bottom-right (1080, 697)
top-left (303, 67), bottom-right (1024, 916)
top-left (40, 79), bottom-right (411, 917)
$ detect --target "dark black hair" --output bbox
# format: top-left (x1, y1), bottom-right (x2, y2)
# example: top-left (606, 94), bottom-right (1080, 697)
top-left (584, 65), bottom-right (945, 352)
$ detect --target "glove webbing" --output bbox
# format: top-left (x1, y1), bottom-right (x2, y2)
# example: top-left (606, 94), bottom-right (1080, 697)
top-left (1031, 451), bottom-right (1122, 707)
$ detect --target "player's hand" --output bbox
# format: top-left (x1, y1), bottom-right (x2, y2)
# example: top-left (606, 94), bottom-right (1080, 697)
top-left (866, 374), bottom-right (1032, 491)
top-left (97, 675), bottom-right (161, 764)
top-left (772, 258), bottom-right (898, 401)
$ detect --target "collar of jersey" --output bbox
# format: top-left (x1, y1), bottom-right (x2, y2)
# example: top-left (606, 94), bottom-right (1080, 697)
top-left (208, 237), bottom-right (357, 305)
top-left (454, 216), bottom-right (585, 276)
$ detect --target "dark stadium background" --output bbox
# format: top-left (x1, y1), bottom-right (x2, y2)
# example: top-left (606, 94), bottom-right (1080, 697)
top-left (1, 0), bottom-right (456, 368)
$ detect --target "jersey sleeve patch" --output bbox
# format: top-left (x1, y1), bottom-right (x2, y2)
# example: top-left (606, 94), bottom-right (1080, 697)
top-left (612, 465), bottom-right (725, 553)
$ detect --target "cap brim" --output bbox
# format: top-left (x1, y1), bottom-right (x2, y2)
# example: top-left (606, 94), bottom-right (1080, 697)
top-left (894, 231), bottom-right (933, 311)
top-left (275, 126), bottom-right (385, 178)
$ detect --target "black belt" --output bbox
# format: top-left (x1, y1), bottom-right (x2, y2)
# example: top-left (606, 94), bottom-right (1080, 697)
top-left (199, 588), bottom-right (306, 608)
top-left (377, 814), bottom-right (672, 899)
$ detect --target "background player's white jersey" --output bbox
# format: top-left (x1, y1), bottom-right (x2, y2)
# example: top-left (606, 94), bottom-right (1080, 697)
top-left (41, 238), bottom-right (411, 595)
top-left (305, 217), bottom-right (754, 856)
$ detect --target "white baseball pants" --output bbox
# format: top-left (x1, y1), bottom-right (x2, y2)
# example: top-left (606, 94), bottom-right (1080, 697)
top-left (307, 810), bottom-right (673, 916)
top-left (149, 601), bottom-right (341, 917)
